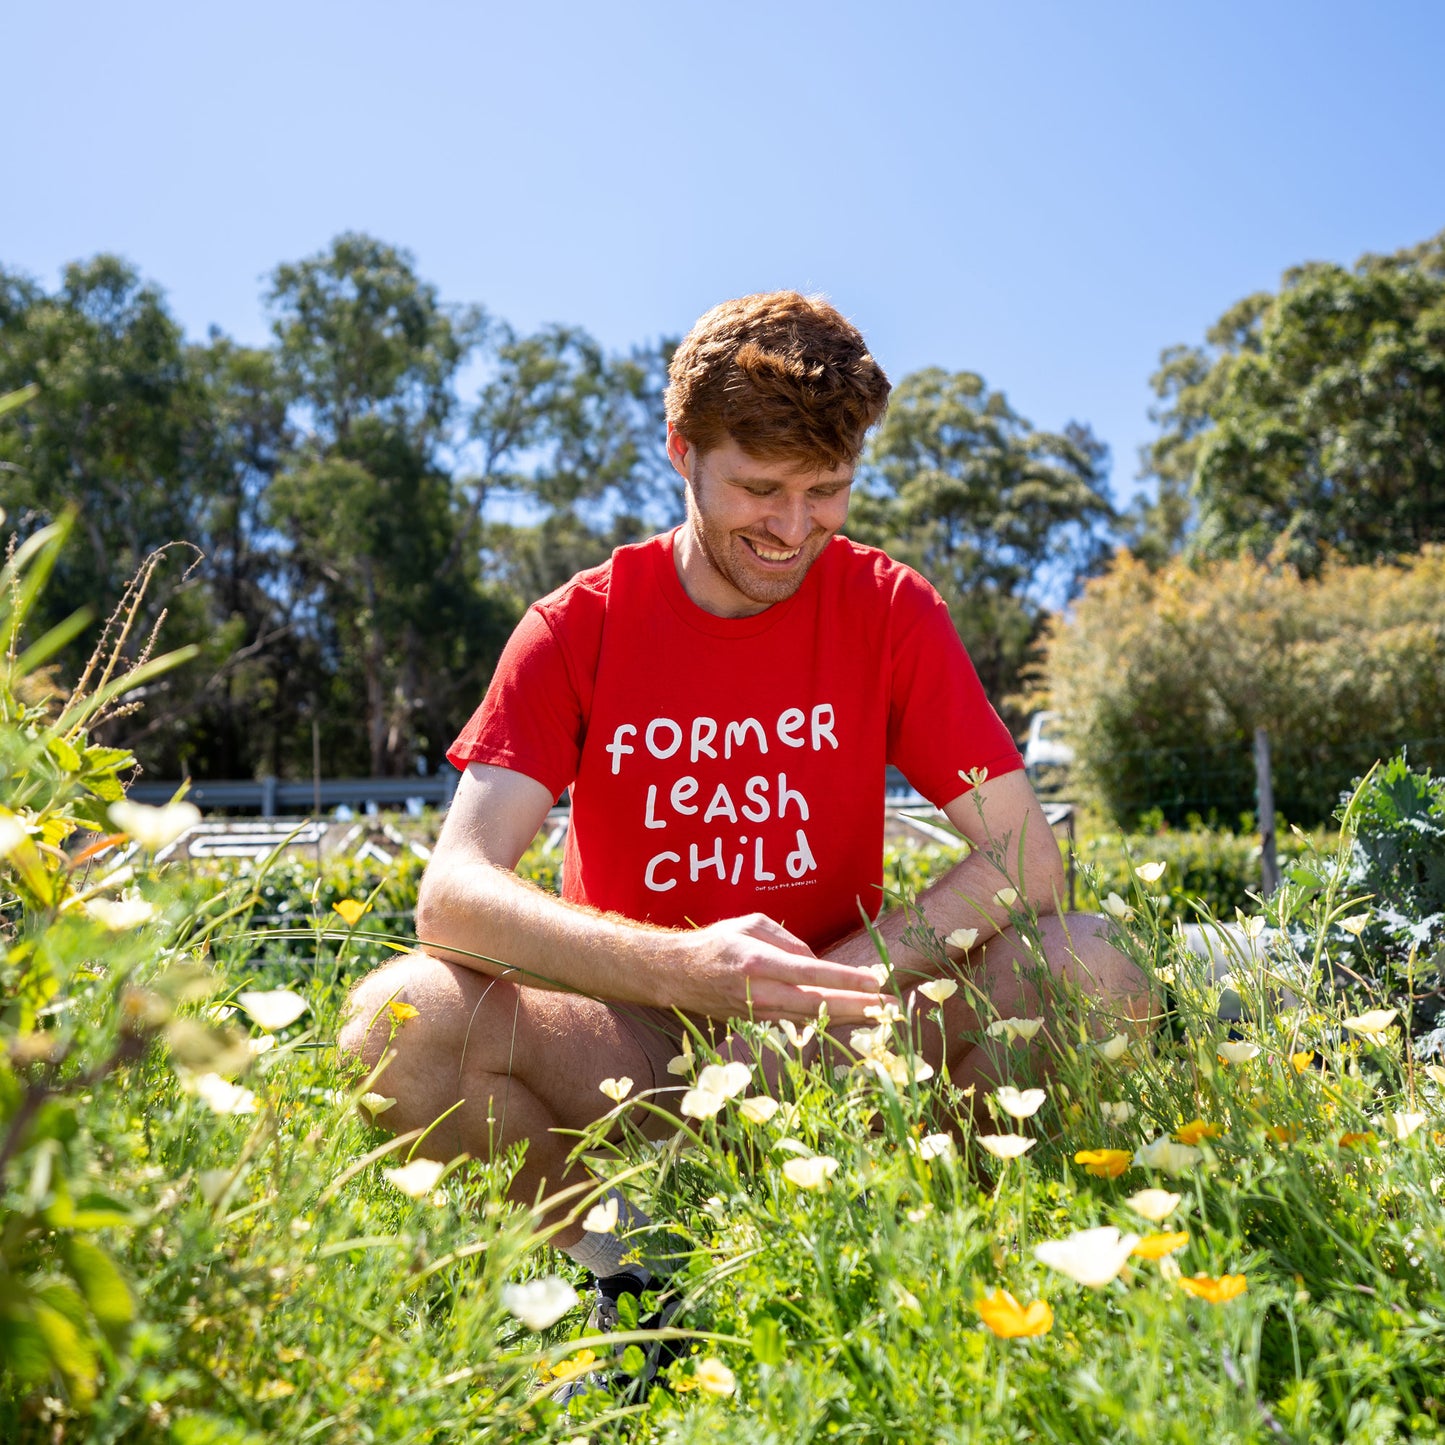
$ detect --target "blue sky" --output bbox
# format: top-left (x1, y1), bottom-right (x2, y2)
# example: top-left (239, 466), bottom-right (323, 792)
top-left (6, 0), bottom-right (1444, 507)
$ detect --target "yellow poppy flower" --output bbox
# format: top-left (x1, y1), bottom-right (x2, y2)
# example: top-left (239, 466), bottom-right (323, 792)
top-left (1338, 1131), bottom-right (1377, 1149)
top-left (1131, 1231), bottom-right (1190, 1259)
top-left (1175, 1119), bottom-right (1222, 1146)
top-left (333, 898), bottom-right (369, 926)
top-left (1290, 1051), bottom-right (1315, 1073)
top-left (1074, 1148), bottom-right (1132, 1178)
top-left (977, 1289), bottom-right (1053, 1338)
top-left (1177, 1273), bottom-right (1247, 1303)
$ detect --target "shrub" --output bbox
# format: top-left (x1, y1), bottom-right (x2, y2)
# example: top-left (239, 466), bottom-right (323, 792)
top-left (1037, 547), bottom-right (1445, 827)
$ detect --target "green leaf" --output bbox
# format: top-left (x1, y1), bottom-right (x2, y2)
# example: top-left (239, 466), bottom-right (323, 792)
top-left (33, 1288), bottom-right (99, 1402)
top-left (615, 1289), bottom-right (639, 1331)
top-left (45, 734), bottom-right (84, 773)
top-left (170, 1413), bottom-right (268, 1445)
top-left (81, 745), bottom-right (136, 774)
top-left (619, 1344), bottom-right (646, 1376)
top-left (0, 1312), bottom-right (52, 1385)
top-left (750, 1314), bottom-right (785, 1366)
top-left (62, 1236), bottom-right (135, 1333)
top-left (81, 772), bottom-right (127, 804)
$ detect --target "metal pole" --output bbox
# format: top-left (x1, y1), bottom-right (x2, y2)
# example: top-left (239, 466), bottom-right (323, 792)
top-left (1254, 727), bottom-right (1280, 896)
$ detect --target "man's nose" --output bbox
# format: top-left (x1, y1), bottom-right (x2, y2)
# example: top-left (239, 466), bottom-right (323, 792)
top-left (766, 495), bottom-right (810, 547)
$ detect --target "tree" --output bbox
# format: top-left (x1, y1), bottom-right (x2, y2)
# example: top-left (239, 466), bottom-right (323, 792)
top-left (851, 368), bottom-right (1114, 721)
top-left (266, 235), bottom-right (512, 776)
top-left (1139, 231), bottom-right (1445, 572)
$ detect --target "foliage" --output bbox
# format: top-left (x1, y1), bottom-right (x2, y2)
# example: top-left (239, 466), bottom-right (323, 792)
top-left (851, 368), bottom-right (1114, 724)
top-left (7, 536), bottom-right (1445, 1438)
top-left (1332, 755), bottom-right (1445, 993)
top-left (1133, 229), bottom-right (1445, 572)
top-left (1036, 547), bottom-right (1445, 827)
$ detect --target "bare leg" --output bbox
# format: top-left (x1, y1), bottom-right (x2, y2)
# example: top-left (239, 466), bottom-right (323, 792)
top-left (338, 953), bottom-right (678, 1248)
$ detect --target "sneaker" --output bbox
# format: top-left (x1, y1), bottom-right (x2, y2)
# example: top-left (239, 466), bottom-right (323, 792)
top-left (551, 1272), bottom-right (684, 1406)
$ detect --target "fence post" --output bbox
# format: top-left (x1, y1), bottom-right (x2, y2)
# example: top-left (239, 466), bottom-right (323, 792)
top-left (1253, 727), bottom-right (1280, 896)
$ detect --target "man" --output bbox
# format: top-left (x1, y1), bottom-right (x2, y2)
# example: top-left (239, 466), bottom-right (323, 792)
top-left (340, 291), bottom-right (1143, 1384)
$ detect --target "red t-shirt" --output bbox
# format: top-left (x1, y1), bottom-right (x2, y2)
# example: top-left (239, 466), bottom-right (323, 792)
top-left (448, 530), bottom-right (1023, 953)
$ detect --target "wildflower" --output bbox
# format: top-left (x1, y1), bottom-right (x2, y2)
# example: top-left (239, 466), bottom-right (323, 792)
top-left (857, 1051), bottom-right (934, 1087)
top-left (994, 1085), bottom-right (1046, 1120)
top-left (681, 1087), bottom-right (726, 1119)
top-left (1387, 1111), bottom-right (1427, 1141)
top-left (1135, 861), bottom-right (1167, 884)
top-left (906, 1204), bottom-right (933, 1223)
top-left (1075, 1148), bottom-right (1132, 1179)
top-left (1134, 1137), bottom-right (1203, 1174)
top-left (192, 1073), bottom-right (257, 1116)
top-left (989, 1016), bottom-right (1044, 1045)
top-left (1266, 1125), bottom-right (1300, 1144)
top-left (1132, 1231), bottom-right (1190, 1259)
top-left (359, 1092), bottom-right (395, 1117)
top-left (782, 1155), bottom-right (839, 1189)
top-left (237, 988), bottom-right (309, 1031)
top-left (909, 1133), bottom-right (955, 1161)
top-left (1424, 1064), bottom-right (1445, 1088)
top-left (583, 1196), bottom-right (619, 1233)
top-left (109, 799), bottom-right (201, 850)
top-left (1338, 1131), bottom-right (1376, 1149)
top-left (695, 1358), bottom-right (736, 1396)
top-left (1177, 1273), bottom-right (1247, 1304)
top-left (978, 1134), bottom-right (1037, 1160)
top-left (918, 978), bottom-right (958, 1005)
top-left (382, 1158), bottom-right (447, 1199)
top-left (1291, 1051), bottom-right (1316, 1074)
top-left (1035, 1226), bottom-right (1140, 1288)
top-left (84, 895), bottom-right (157, 930)
top-left (1156, 964), bottom-right (1177, 985)
top-left (1101, 1101), bottom-right (1135, 1126)
top-left (1217, 1041), bottom-right (1261, 1065)
top-left (387, 1000), bottom-right (419, 1024)
top-left (698, 1061), bottom-right (749, 1095)
top-left (332, 898), bottom-right (369, 926)
top-left (1095, 1034), bottom-right (1130, 1062)
top-left (599, 1076), bottom-right (633, 1102)
top-left (541, 1348), bottom-right (598, 1385)
top-left (1126, 1188), bottom-right (1182, 1222)
top-left (946, 927), bottom-right (980, 951)
top-left (977, 1289), bottom-right (1053, 1338)
top-left (865, 1001), bottom-right (904, 1025)
top-left (1236, 911), bottom-right (1266, 941)
top-left (0, 813), bottom-right (28, 857)
top-left (737, 1095), bottom-right (780, 1125)
top-left (502, 1276), bottom-right (579, 1330)
top-left (248, 1033), bottom-right (277, 1056)
top-left (1174, 1120), bottom-right (1221, 1146)
top-left (1101, 892), bottom-right (1135, 922)
top-left (864, 962), bottom-right (891, 986)
top-left (1341, 1009), bottom-right (1397, 1045)
top-left (1337, 913), bottom-right (1370, 937)
top-left (779, 1019), bottom-right (815, 1049)
top-left (994, 887), bottom-right (1019, 908)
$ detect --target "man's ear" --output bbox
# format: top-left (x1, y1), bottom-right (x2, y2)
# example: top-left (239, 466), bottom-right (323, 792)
top-left (665, 422), bottom-right (694, 481)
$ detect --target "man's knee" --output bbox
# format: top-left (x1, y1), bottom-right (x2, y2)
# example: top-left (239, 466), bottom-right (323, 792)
top-left (1041, 913), bottom-right (1151, 1023)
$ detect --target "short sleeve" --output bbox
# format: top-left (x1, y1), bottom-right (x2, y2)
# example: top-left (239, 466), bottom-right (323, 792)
top-left (885, 576), bottom-right (1024, 807)
top-left (446, 607), bottom-right (584, 801)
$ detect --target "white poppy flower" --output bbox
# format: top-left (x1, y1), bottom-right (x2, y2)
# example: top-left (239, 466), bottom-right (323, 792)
top-left (780, 1019), bottom-right (815, 1049)
top-left (1237, 911), bottom-right (1266, 940)
top-left (945, 928), bottom-right (979, 951)
top-left (360, 1093), bottom-right (396, 1117)
top-left (782, 1155), bottom-right (839, 1189)
top-left (1095, 1034), bottom-right (1131, 1062)
top-left (865, 963), bottom-right (891, 986)
top-left (1217, 1040), bottom-right (1262, 1065)
top-left (666, 1053), bottom-right (694, 1076)
top-left (382, 1158), bottom-right (447, 1199)
top-left (1101, 1101), bottom-right (1135, 1126)
top-left (993, 888), bottom-right (1019, 908)
top-left (1387, 1111), bottom-right (1427, 1141)
top-left (192, 1073), bottom-right (257, 1116)
top-left (1035, 1225), bottom-right (1140, 1288)
top-left (84, 895), bottom-right (157, 930)
top-left (909, 1132), bottom-right (955, 1161)
top-left (680, 1087), bottom-right (726, 1119)
top-left (598, 1076), bottom-right (633, 1102)
top-left (695, 1358), bottom-right (736, 1396)
top-left (695, 1062), bottom-right (752, 1099)
top-left (994, 1085), bottom-right (1047, 1120)
top-left (109, 799), bottom-right (201, 851)
top-left (502, 1276), bottom-right (579, 1330)
top-left (582, 1196), bottom-right (619, 1233)
top-left (1127, 1188), bottom-right (1183, 1222)
top-left (918, 979), bottom-right (958, 1005)
top-left (977, 1133), bottom-right (1037, 1160)
top-left (738, 1095), bottom-right (781, 1125)
top-left (1133, 1136), bottom-right (1203, 1174)
top-left (236, 989), bottom-right (309, 1031)
top-left (1341, 1009), bottom-right (1398, 1037)
top-left (1337, 913), bottom-right (1370, 937)
top-left (1101, 892), bottom-right (1135, 921)
top-left (988, 1016), bottom-right (1044, 1045)
top-left (1135, 861), bottom-right (1167, 884)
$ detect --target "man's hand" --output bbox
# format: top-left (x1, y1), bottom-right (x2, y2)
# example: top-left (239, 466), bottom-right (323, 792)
top-left (671, 913), bottom-right (888, 1024)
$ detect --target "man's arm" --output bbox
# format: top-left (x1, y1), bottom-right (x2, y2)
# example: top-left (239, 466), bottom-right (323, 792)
top-left (826, 769), bottom-right (1066, 979)
top-left (414, 763), bottom-right (889, 1025)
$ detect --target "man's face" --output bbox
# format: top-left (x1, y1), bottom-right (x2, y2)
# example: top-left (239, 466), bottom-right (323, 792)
top-left (670, 431), bottom-right (854, 617)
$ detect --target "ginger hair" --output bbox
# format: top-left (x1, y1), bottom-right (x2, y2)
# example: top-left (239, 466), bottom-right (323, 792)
top-left (665, 291), bottom-right (891, 469)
